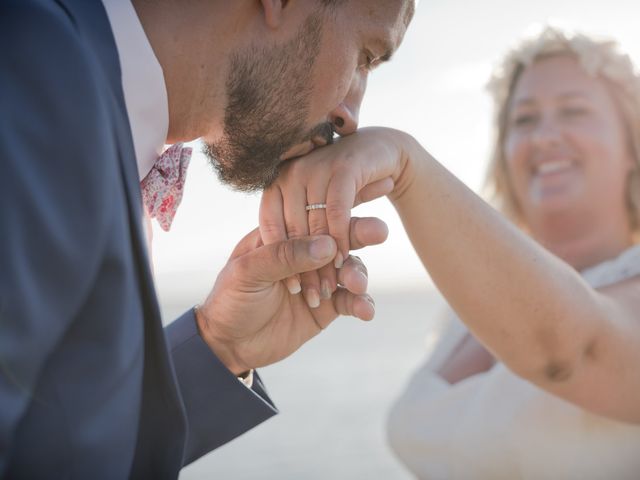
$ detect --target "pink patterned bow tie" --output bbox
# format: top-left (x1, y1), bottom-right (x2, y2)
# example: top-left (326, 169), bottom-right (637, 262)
top-left (140, 143), bottom-right (192, 231)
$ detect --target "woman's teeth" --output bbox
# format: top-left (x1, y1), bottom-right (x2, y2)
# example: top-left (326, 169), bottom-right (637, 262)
top-left (535, 159), bottom-right (573, 175)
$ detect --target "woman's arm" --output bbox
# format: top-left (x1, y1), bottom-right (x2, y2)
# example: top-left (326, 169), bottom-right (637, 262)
top-left (394, 132), bottom-right (640, 422)
top-left (261, 127), bottom-right (640, 422)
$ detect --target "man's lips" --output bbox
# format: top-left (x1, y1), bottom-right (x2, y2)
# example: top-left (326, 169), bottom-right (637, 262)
top-left (280, 141), bottom-right (315, 161)
top-left (280, 135), bottom-right (330, 161)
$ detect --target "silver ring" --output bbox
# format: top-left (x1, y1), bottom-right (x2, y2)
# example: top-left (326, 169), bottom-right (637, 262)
top-left (305, 203), bottom-right (327, 211)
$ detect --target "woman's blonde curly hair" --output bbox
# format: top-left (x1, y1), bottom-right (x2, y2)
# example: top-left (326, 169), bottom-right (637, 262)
top-left (484, 24), bottom-right (640, 233)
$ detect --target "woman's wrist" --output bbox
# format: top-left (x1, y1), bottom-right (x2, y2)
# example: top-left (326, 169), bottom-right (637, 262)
top-left (387, 129), bottom-right (426, 203)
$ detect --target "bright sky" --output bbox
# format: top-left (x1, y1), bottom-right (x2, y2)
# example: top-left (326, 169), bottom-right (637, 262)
top-left (152, 0), bottom-right (640, 295)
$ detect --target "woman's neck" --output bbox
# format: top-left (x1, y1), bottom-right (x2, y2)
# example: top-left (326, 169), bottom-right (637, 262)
top-left (528, 211), bottom-right (633, 271)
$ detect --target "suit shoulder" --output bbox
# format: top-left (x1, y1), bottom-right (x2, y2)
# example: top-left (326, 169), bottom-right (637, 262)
top-left (0, 0), bottom-right (111, 148)
top-left (0, 0), bottom-right (77, 29)
top-left (0, 0), bottom-right (93, 79)
top-left (0, 0), bottom-right (118, 230)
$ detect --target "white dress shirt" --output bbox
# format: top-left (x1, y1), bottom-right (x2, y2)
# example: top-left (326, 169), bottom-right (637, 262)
top-left (99, 1), bottom-right (254, 388)
top-left (101, 0), bottom-right (168, 263)
top-left (101, 0), bottom-right (169, 180)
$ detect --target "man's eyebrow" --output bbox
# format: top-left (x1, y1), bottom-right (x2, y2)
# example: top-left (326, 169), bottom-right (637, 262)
top-left (380, 50), bottom-right (393, 62)
top-left (371, 38), bottom-right (395, 62)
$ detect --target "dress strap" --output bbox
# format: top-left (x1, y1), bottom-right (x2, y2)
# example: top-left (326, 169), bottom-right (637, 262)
top-left (580, 244), bottom-right (640, 289)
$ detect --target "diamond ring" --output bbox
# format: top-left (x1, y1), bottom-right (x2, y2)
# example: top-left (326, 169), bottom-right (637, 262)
top-left (305, 203), bottom-right (327, 211)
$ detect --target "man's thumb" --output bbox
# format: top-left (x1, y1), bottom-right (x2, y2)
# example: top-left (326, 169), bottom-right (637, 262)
top-left (246, 235), bottom-right (337, 283)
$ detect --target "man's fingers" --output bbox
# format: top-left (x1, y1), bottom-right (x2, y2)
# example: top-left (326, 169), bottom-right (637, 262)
top-left (331, 287), bottom-right (376, 321)
top-left (337, 255), bottom-right (368, 295)
top-left (349, 217), bottom-right (389, 250)
top-left (235, 235), bottom-right (337, 285)
top-left (229, 227), bottom-right (263, 259)
top-left (309, 286), bottom-right (376, 329)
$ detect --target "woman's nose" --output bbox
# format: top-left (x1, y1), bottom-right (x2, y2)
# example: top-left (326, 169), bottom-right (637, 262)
top-left (531, 116), bottom-right (562, 148)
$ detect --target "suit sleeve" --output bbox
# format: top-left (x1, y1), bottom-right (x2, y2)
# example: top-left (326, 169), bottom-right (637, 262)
top-left (166, 310), bottom-right (278, 465)
top-left (0, 2), bottom-right (114, 473)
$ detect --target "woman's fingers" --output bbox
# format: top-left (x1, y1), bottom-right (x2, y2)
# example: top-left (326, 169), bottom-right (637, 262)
top-left (348, 217), bottom-right (389, 250)
top-left (326, 174), bottom-right (357, 266)
top-left (307, 208), bottom-right (337, 301)
top-left (278, 177), bottom-right (326, 309)
top-left (260, 184), bottom-right (302, 294)
top-left (306, 180), bottom-right (338, 301)
top-left (259, 185), bottom-right (286, 244)
top-left (355, 177), bottom-right (395, 206)
top-left (301, 204), bottom-right (338, 305)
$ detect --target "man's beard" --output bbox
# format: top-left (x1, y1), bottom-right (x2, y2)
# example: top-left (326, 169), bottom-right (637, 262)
top-left (203, 14), bottom-right (334, 192)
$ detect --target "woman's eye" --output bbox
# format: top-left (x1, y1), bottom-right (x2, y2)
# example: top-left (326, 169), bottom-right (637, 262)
top-left (561, 106), bottom-right (589, 118)
top-left (513, 113), bottom-right (537, 127)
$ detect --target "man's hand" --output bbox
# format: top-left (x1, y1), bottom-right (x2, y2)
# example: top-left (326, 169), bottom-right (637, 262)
top-left (196, 219), bottom-right (387, 376)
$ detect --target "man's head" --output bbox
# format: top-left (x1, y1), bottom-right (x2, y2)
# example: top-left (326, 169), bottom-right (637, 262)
top-left (202, 12), bottom-right (330, 191)
top-left (135, 0), bottom-right (415, 191)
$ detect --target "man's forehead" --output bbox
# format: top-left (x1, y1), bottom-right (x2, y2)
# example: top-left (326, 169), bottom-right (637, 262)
top-left (351, 0), bottom-right (414, 26)
top-left (352, 0), bottom-right (415, 55)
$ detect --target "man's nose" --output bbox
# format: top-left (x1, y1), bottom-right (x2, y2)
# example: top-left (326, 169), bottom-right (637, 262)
top-left (329, 72), bottom-right (367, 136)
top-left (329, 103), bottom-right (358, 136)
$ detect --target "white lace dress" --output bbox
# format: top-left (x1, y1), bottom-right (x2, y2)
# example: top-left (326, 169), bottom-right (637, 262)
top-left (387, 245), bottom-right (640, 480)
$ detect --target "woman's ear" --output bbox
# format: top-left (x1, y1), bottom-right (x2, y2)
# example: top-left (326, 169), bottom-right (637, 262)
top-left (260, 0), bottom-right (291, 29)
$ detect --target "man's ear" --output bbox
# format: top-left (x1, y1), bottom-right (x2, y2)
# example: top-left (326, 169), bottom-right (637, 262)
top-left (260, 0), bottom-right (291, 29)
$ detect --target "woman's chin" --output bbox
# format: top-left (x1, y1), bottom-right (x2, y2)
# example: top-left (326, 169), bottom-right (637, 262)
top-left (526, 178), bottom-right (585, 214)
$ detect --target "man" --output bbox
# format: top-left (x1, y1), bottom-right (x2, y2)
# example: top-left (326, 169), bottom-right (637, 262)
top-left (0, 0), bottom-right (414, 478)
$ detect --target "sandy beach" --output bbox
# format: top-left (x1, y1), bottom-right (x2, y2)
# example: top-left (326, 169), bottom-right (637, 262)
top-left (157, 276), bottom-right (444, 480)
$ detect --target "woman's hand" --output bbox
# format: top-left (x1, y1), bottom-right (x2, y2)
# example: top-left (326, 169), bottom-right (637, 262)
top-left (259, 127), bottom-right (413, 308)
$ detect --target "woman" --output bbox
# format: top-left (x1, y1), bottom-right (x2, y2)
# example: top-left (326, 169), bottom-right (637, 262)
top-left (259, 25), bottom-right (640, 478)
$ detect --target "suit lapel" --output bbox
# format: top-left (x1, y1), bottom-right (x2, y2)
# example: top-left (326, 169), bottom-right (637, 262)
top-left (54, 0), bottom-right (188, 473)
top-left (59, 0), bottom-right (149, 263)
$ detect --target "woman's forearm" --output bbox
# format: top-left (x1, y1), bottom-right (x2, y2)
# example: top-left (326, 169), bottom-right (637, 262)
top-left (390, 133), bottom-right (603, 383)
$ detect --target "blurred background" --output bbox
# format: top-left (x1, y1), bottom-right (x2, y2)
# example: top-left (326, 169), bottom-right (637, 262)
top-left (151, 0), bottom-right (640, 478)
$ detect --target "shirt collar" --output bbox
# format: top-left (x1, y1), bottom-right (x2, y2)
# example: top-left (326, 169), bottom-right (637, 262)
top-left (101, 0), bottom-right (169, 180)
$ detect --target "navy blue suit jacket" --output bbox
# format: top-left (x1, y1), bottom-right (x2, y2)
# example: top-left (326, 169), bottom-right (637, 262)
top-left (0, 1), bottom-right (277, 477)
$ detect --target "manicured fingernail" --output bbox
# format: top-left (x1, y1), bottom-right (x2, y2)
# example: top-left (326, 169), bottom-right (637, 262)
top-left (358, 269), bottom-right (368, 285)
top-left (310, 237), bottom-right (334, 261)
top-left (286, 277), bottom-right (301, 295)
top-left (320, 279), bottom-right (332, 299)
top-left (334, 251), bottom-right (344, 269)
top-left (365, 295), bottom-right (375, 307)
top-left (305, 289), bottom-right (320, 309)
